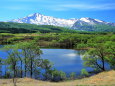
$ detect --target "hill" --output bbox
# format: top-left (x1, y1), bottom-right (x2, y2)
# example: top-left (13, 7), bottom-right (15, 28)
top-left (0, 70), bottom-right (115, 86)
top-left (0, 22), bottom-right (77, 33)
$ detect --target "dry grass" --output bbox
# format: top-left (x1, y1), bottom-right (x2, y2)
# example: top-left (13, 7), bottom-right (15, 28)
top-left (0, 70), bottom-right (115, 86)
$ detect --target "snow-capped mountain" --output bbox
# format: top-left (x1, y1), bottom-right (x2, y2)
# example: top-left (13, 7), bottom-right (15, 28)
top-left (9, 13), bottom-right (77, 27)
top-left (8, 13), bottom-right (115, 28)
top-left (71, 17), bottom-right (115, 31)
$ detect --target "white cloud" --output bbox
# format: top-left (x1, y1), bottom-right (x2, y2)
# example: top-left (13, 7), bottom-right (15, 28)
top-left (48, 3), bottom-right (115, 11)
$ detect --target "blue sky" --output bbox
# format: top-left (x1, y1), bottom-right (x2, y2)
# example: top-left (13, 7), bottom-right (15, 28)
top-left (0, 0), bottom-right (115, 22)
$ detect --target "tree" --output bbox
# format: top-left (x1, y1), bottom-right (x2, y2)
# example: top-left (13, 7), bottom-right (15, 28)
top-left (16, 41), bottom-right (42, 78)
top-left (2, 45), bottom-right (20, 86)
top-left (104, 41), bottom-right (115, 69)
top-left (83, 44), bottom-right (107, 71)
top-left (41, 59), bottom-right (53, 80)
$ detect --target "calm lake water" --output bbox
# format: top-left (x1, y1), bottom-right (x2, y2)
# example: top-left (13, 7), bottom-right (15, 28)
top-left (0, 48), bottom-right (92, 75)
top-left (41, 49), bottom-right (92, 74)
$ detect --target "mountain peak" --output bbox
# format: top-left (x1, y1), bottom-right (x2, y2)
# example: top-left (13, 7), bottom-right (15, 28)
top-left (8, 13), bottom-right (77, 27)
top-left (8, 13), bottom-right (114, 28)
top-left (80, 17), bottom-right (93, 23)
top-left (27, 13), bottom-right (42, 17)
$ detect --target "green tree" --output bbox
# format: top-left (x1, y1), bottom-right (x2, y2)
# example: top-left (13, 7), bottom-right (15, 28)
top-left (16, 41), bottom-right (42, 78)
top-left (83, 44), bottom-right (106, 71)
top-left (41, 59), bottom-right (53, 80)
top-left (104, 41), bottom-right (115, 69)
top-left (2, 45), bottom-right (20, 86)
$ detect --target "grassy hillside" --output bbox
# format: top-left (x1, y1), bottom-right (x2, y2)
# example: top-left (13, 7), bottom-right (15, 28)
top-left (0, 70), bottom-right (115, 86)
top-left (0, 22), bottom-right (77, 33)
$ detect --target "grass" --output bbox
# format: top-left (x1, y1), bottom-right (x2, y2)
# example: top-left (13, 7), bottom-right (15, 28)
top-left (0, 70), bottom-right (115, 86)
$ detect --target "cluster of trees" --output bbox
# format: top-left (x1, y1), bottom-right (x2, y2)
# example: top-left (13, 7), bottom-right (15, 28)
top-left (0, 42), bottom-right (43, 79)
top-left (34, 33), bottom-right (114, 49)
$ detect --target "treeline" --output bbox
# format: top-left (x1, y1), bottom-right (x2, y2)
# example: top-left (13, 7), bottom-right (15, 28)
top-left (0, 22), bottom-right (77, 33)
top-left (0, 22), bottom-right (115, 34)
top-left (0, 33), bottom-right (115, 49)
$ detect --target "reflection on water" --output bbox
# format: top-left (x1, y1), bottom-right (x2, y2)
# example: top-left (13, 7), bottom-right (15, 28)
top-left (41, 49), bottom-right (92, 74)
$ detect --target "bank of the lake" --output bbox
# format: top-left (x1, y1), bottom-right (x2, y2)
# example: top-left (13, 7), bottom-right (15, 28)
top-left (0, 70), bottom-right (115, 86)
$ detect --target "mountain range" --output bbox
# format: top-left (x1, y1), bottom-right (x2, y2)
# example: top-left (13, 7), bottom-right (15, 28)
top-left (7, 13), bottom-right (115, 32)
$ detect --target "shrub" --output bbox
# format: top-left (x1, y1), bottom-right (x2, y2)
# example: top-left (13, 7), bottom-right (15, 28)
top-left (70, 72), bottom-right (76, 80)
top-left (51, 69), bottom-right (67, 81)
top-left (81, 69), bottom-right (89, 77)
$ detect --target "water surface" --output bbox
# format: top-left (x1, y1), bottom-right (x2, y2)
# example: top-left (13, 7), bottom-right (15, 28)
top-left (0, 48), bottom-right (92, 75)
top-left (41, 49), bottom-right (92, 74)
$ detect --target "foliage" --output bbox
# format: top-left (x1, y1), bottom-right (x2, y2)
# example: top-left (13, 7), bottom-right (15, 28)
top-left (41, 59), bottom-right (53, 80)
top-left (81, 69), bottom-right (89, 77)
top-left (70, 72), bottom-right (76, 80)
top-left (51, 69), bottom-right (67, 81)
top-left (0, 32), bottom-right (115, 81)
top-left (0, 22), bottom-right (77, 33)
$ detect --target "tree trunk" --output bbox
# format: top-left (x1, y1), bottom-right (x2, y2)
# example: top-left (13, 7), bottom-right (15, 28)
top-left (25, 57), bottom-right (27, 77)
top-left (21, 61), bottom-right (23, 78)
top-left (13, 64), bottom-right (16, 86)
top-left (102, 56), bottom-right (105, 71)
top-left (30, 58), bottom-right (33, 78)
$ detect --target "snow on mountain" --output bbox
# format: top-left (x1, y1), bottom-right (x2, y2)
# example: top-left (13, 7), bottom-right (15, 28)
top-left (71, 17), bottom-right (115, 31)
top-left (8, 13), bottom-right (114, 28)
top-left (9, 13), bottom-right (77, 27)
top-left (79, 17), bottom-right (107, 25)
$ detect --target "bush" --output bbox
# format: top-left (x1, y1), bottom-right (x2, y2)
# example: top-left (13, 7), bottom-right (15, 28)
top-left (51, 69), bottom-right (67, 81)
top-left (70, 72), bottom-right (76, 80)
top-left (81, 69), bottom-right (89, 77)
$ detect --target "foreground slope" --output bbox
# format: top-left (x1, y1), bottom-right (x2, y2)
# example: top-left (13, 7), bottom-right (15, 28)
top-left (0, 70), bottom-right (115, 86)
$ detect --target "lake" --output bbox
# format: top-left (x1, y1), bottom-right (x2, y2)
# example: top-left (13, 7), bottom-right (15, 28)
top-left (41, 49), bottom-right (92, 74)
top-left (0, 48), bottom-right (92, 75)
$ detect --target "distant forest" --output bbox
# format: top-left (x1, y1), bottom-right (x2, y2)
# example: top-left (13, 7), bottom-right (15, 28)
top-left (0, 22), bottom-right (77, 33)
top-left (0, 22), bottom-right (115, 33)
